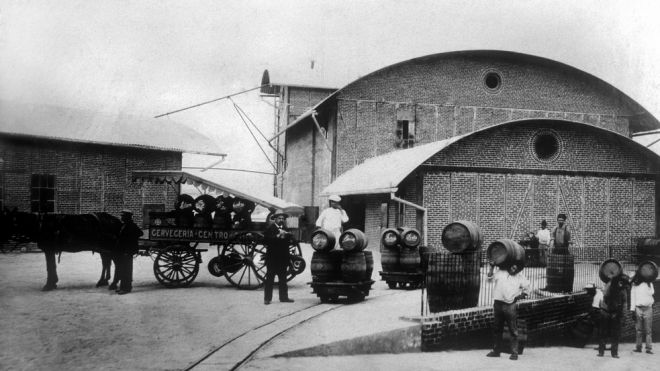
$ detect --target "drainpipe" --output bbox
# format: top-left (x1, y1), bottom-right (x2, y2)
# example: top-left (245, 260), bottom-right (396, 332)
top-left (390, 192), bottom-right (427, 246)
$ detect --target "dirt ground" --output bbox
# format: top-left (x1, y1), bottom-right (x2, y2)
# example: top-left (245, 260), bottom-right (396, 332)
top-left (0, 244), bottom-right (323, 371)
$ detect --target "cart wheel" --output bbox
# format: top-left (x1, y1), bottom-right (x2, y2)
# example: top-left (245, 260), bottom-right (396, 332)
top-left (153, 244), bottom-right (200, 288)
top-left (387, 281), bottom-right (397, 289)
top-left (222, 233), bottom-right (265, 290)
top-left (285, 241), bottom-right (304, 281)
top-left (288, 255), bottom-right (306, 280)
top-left (207, 256), bottom-right (225, 277)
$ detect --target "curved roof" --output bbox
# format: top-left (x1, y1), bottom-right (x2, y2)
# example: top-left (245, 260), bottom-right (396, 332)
top-left (0, 100), bottom-right (226, 156)
top-left (287, 50), bottom-right (659, 133)
top-left (132, 170), bottom-right (303, 215)
top-left (321, 120), bottom-right (660, 196)
top-left (321, 135), bottom-right (466, 196)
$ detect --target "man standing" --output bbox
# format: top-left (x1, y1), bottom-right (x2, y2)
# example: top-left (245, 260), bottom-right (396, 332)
top-left (550, 213), bottom-right (571, 254)
top-left (263, 209), bottom-right (294, 304)
top-left (536, 219), bottom-right (551, 265)
top-left (486, 262), bottom-right (530, 361)
top-left (315, 195), bottom-right (349, 247)
top-left (115, 209), bottom-right (143, 295)
top-left (630, 274), bottom-right (655, 354)
top-left (598, 274), bottom-right (630, 358)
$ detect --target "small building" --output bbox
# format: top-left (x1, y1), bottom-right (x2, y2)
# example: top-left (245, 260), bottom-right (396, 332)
top-left (0, 100), bottom-right (225, 225)
top-left (264, 50), bottom-right (660, 260)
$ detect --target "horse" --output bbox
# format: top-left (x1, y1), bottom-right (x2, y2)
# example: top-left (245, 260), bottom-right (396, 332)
top-left (3, 209), bottom-right (123, 291)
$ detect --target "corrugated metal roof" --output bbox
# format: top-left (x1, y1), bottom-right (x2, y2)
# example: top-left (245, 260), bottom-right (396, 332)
top-left (321, 136), bottom-right (466, 196)
top-left (132, 170), bottom-right (302, 214)
top-left (0, 100), bottom-right (226, 156)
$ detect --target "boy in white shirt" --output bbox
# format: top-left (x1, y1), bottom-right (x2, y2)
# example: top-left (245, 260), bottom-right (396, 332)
top-left (630, 275), bottom-right (655, 354)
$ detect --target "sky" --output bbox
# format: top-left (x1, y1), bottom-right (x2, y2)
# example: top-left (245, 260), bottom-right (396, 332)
top-left (1, 0), bottom-right (660, 197)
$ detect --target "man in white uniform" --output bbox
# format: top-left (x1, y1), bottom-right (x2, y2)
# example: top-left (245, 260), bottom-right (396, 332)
top-left (315, 194), bottom-right (349, 247)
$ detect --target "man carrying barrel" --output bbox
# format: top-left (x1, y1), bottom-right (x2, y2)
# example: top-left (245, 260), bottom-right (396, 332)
top-left (630, 273), bottom-right (654, 354)
top-left (486, 262), bottom-right (530, 360)
top-left (315, 195), bottom-right (349, 248)
top-left (550, 213), bottom-right (571, 254)
top-left (263, 209), bottom-right (295, 304)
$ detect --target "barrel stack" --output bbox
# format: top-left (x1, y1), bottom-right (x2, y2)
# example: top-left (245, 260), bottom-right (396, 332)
top-left (427, 220), bottom-right (483, 313)
top-left (310, 228), bottom-right (342, 282)
top-left (339, 229), bottom-right (372, 282)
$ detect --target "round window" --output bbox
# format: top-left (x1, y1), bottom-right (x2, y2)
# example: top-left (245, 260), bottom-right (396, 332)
top-left (532, 130), bottom-right (561, 162)
top-left (483, 71), bottom-right (502, 92)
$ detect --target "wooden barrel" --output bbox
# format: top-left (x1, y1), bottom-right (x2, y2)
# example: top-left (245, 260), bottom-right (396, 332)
top-left (486, 239), bottom-right (526, 273)
top-left (400, 246), bottom-right (421, 272)
top-left (311, 228), bottom-right (336, 252)
top-left (599, 258), bottom-right (622, 283)
top-left (419, 245), bottom-right (438, 272)
top-left (311, 250), bottom-right (342, 282)
top-left (426, 251), bottom-right (481, 313)
top-left (340, 229), bottom-right (369, 252)
top-left (441, 220), bottom-right (483, 253)
top-left (546, 254), bottom-right (575, 293)
top-left (637, 238), bottom-right (660, 255)
top-left (399, 227), bottom-right (422, 248)
top-left (341, 251), bottom-right (368, 282)
top-left (381, 228), bottom-right (401, 248)
top-left (364, 250), bottom-right (374, 280)
top-left (637, 260), bottom-right (659, 283)
top-left (380, 246), bottom-right (400, 272)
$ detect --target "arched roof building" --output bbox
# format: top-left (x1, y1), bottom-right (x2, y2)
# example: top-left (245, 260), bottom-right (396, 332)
top-left (265, 50), bottom-right (660, 258)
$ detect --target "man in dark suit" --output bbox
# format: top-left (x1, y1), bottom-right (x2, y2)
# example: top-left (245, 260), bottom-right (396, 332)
top-left (263, 209), bottom-right (294, 304)
top-left (115, 209), bottom-right (143, 295)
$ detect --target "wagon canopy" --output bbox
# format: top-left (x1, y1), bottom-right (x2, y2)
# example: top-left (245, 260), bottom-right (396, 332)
top-left (131, 170), bottom-right (303, 215)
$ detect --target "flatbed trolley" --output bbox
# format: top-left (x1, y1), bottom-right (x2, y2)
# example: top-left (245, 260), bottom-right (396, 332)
top-left (378, 271), bottom-right (424, 290)
top-left (308, 280), bottom-right (375, 303)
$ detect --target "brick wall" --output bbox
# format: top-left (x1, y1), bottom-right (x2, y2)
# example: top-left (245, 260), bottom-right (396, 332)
top-left (1, 137), bottom-right (181, 225)
top-left (419, 122), bottom-right (659, 259)
top-left (422, 280), bottom-right (660, 351)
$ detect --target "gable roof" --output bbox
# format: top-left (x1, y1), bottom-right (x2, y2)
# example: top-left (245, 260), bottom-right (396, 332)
top-left (0, 100), bottom-right (226, 156)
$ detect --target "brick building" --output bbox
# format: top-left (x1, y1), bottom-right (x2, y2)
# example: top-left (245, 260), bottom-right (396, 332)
top-left (264, 50), bottom-right (660, 260)
top-left (0, 100), bottom-right (225, 226)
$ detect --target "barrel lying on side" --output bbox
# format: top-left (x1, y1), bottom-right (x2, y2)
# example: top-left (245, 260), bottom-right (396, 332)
top-left (636, 260), bottom-right (658, 283)
top-left (441, 220), bottom-right (483, 253)
top-left (340, 229), bottom-right (369, 252)
top-left (426, 251), bottom-right (481, 313)
top-left (399, 227), bottom-right (421, 249)
top-left (311, 228), bottom-right (337, 252)
top-left (599, 258), bottom-right (622, 283)
top-left (381, 228), bottom-right (401, 248)
top-left (486, 239), bottom-right (525, 273)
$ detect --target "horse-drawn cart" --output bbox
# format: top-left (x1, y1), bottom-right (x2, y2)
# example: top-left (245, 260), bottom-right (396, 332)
top-left (143, 224), bottom-right (304, 289)
top-left (133, 170), bottom-right (306, 290)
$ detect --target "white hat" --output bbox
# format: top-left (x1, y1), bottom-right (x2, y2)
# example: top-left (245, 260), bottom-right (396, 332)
top-left (328, 195), bottom-right (341, 202)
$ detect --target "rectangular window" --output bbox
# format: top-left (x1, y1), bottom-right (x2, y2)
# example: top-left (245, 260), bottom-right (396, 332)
top-left (396, 120), bottom-right (416, 148)
top-left (30, 174), bottom-right (56, 213)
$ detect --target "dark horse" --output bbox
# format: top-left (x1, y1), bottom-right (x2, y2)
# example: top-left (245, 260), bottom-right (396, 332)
top-left (2, 209), bottom-right (123, 291)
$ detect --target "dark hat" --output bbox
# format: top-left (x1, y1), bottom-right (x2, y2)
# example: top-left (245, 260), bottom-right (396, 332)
top-left (541, 219), bottom-right (547, 226)
top-left (557, 213), bottom-right (567, 220)
top-left (270, 209), bottom-right (289, 219)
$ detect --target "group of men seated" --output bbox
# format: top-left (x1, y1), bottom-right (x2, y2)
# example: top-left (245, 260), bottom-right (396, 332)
top-left (169, 194), bottom-right (256, 230)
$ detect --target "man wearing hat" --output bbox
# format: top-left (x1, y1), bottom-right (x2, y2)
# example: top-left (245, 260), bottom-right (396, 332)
top-left (550, 213), bottom-right (571, 254)
top-left (315, 195), bottom-right (349, 248)
top-left (115, 209), bottom-right (143, 295)
top-left (263, 209), bottom-right (294, 304)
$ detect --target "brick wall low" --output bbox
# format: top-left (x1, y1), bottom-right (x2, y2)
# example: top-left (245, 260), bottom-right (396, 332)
top-left (422, 281), bottom-right (660, 351)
